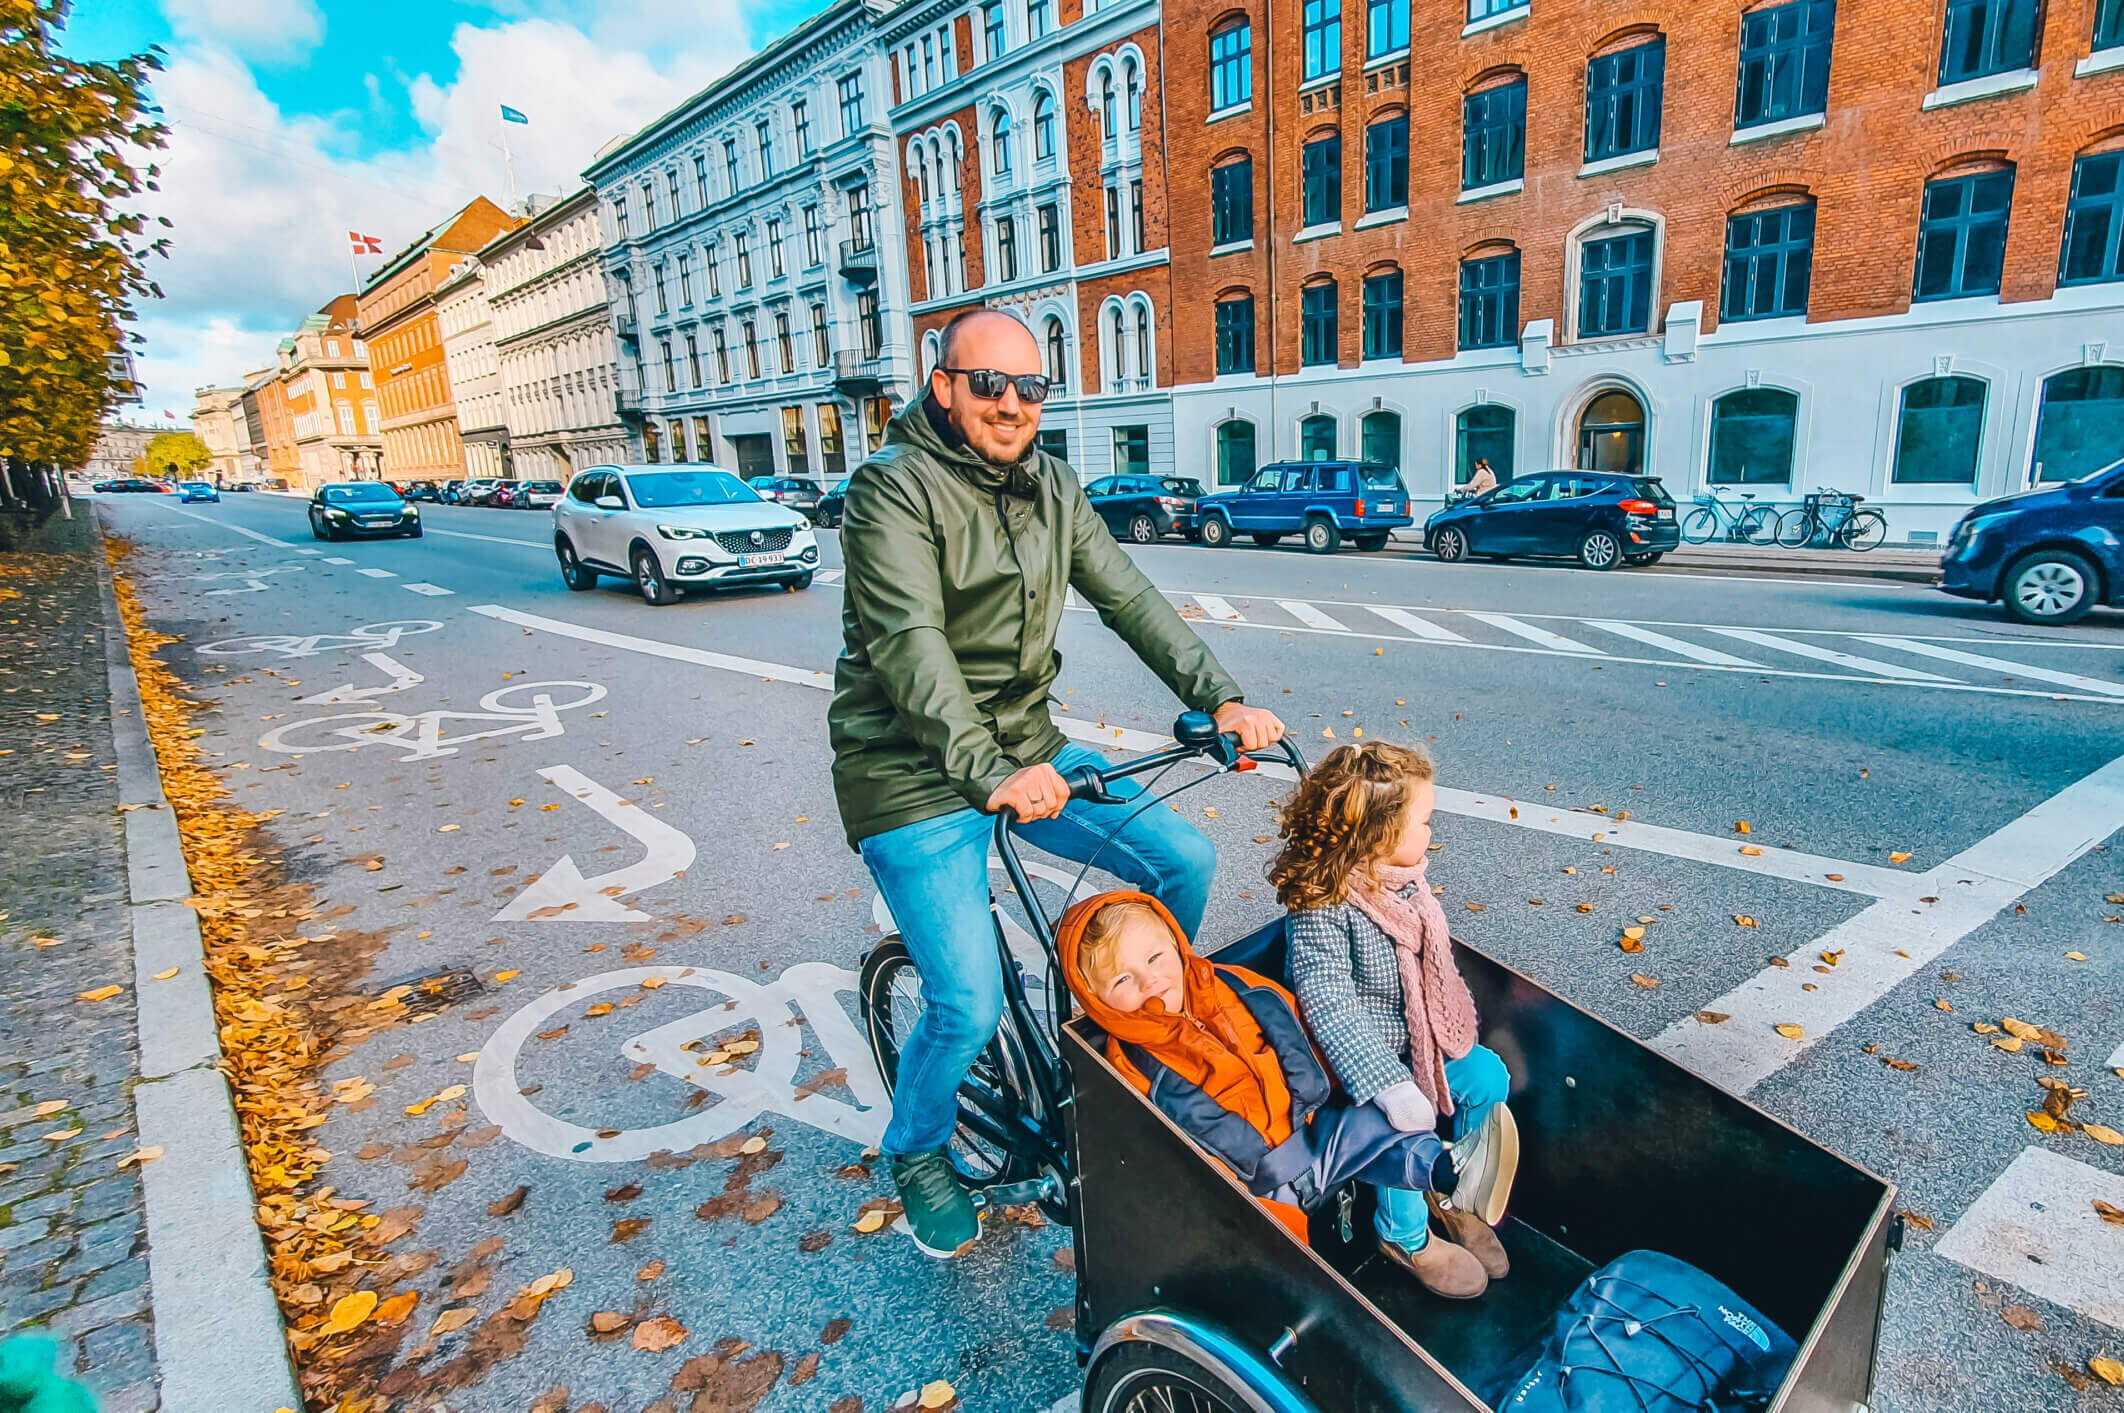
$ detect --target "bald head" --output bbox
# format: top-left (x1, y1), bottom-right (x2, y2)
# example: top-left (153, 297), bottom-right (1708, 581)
top-left (938, 308), bottom-right (1038, 371)
top-left (929, 309), bottom-right (1044, 466)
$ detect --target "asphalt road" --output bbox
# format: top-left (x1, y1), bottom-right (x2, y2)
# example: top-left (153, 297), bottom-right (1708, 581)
top-left (96, 490), bottom-right (2124, 1412)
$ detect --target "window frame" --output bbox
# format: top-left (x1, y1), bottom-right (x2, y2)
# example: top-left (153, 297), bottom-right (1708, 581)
top-left (1937, 0), bottom-right (2039, 83)
top-left (1033, 91), bottom-right (1057, 160)
top-left (1303, 0), bottom-right (1343, 81)
top-left (1584, 37), bottom-right (1667, 162)
top-left (1576, 228), bottom-right (1657, 337)
top-left (2059, 150), bottom-right (2124, 287)
top-left (1215, 293), bottom-right (1256, 374)
top-left (1458, 250), bottom-right (1521, 350)
top-left (1300, 279), bottom-right (1339, 366)
top-left (1721, 199), bottom-right (1816, 320)
top-left (1892, 375), bottom-right (1989, 484)
top-left (1734, 0), bottom-right (1834, 129)
top-left (1211, 158), bottom-right (1255, 245)
top-left (1364, 114), bottom-right (1410, 212)
top-left (1462, 77), bottom-right (1527, 190)
top-left (1302, 132), bottom-right (1343, 228)
top-left (1913, 167), bottom-right (2015, 301)
top-left (1211, 21), bottom-right (1254, 110)
top-left (1367, 0), bottom-right (1410, 57)
top-left (838, 73), bottom-right (866, 135)
top-left (1361, 269), bottom-right (1404, 359)
top-left (1706, 387), bottom-right (1801, 484)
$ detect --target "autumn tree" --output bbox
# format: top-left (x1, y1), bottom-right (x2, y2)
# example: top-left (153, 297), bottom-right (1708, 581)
top-left (0, 0), bottom-right (168, 486)
top-left (141, 428), bottom-right (210, 477)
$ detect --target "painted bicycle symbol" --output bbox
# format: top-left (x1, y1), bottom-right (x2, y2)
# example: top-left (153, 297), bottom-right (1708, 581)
top-left (199, 620), bottom-right (443, 660)
top-left (258, 681), bottom-right (606, 760)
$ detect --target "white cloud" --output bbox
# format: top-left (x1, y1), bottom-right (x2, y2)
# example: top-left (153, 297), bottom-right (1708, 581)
top-left (161, 0), bottom-right (327, 64)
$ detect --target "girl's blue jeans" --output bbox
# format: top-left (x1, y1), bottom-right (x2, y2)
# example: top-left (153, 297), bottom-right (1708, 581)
top-left (1373, 1044), bottom-right (1511, 1251)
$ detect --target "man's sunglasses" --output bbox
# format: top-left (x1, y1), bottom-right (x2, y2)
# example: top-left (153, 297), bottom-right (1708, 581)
top-left (936, 366), bottom-right (1052, 404)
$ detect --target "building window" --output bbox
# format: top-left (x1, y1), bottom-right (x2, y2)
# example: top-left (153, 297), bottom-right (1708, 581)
top-left (769, 218), bottom-right (786, 277)
top-left (1585, 39), bottom-right (1665, 161)
top-left (1301, 279), bottom-right (1338, 365)
top-left (776, 312), bottom-right (795, 371)
top-left (1364, 115), bottom-right (1408, 212)
top-left (1459, 250), bottom-right (1521, 349)
top-left (1212, 22), bottom-right (1253, 110)
top-left (724, 139), bottom-right (740, 192)
top-left (1113, 425), bottom-right (1150, 475)
top-left (686, 333), bottom-right (704, 388)
top-left (1034, 91), bottom-right (1057, 159)
top-left (642, 422), bottom-right (662, 462)
top-left (984, 0), bottom-right (1007, 58)
top-left (713, 328), bottom-right (731, 382)
top-left (1044, 318), bottom-right (1070, 393)
top-left (997, 217), bottom-right (1019, 281)
top-left (1131, 303), bottom-right (1151, 385)
top-left (1577, 229), bottom-right (1655, 336)
top-left (1368, 0), bottom-right (1409, 56)
top-left (1302, 133), bottom-right (1342, 227)
top-left (1939, 0), bottom-right (2038, 82)
top-left (838, 72), bottom-right (866, 135)
top-left (743, 321), bottom-right (762, 379)
top-left (1303, 0), bottom-right (1342, 80)
top-left (1215, 294), bottom-right (1255, 374)
top-left (642, 181), bottom-right (657, 227)
top-left (865, 396), bottom-right (892, 450)
top-left (1126, 61), bottom-right (1143, 132)
top-left (705, 242), bottom-right (721, 297)
top-left (849, 183), bottom-right (875, 249)
top-left (1211, 159), bottom-right (1254, 245)
top-left (1131, 179), bottom-right (1145, 250)
top-left (735, 232), bottom-right (754, 287)
top-left (923, 35), bottom-right (938, 90)
top-left (2096, 0), bottom-right (2124, 48)
top-left (1101, 76), bottom-right (1117, 139)
top-left (1455, 405), bottom-right (1515, 483)
top-left (1361, 269), bottom-right (1404, 359)
top-left (784, 407), bottom-right (811, 476)
top-left (1894, 376), bottom-right (1987, 483)
top-left (1708, 388), bottom-right (1799, 484)
top-left (660, 339), bottom-right (677, 393)
top-left (1360, 410), bottom-right (1401, 470)
top-left (793, 101), bottom-right (812, 157)
top-left (1038, 203), bottom-right (1062, 270)
top-left (1216, 421), bottom-right (1257, 484)
top-left (858, 288), bottom-right (883, 357)
top-left (811, 302), bottom-right (830, 365)
top-left (677, 252), bottom-right (693, 305)
top-left (1300, 414), bottom-right (1337, 460)
top-left (692, 416), bottom-right (713, 464)
top-left (1105, 187), bottom-right (1121, 257)
top-left (614, 198), bottom-right (630, 239)
top-left (1469, 0), bottom-right (1528, 20)
top-left (653, 262), bottom-right (669, 315)
top-left (2033, 367), bottom-right (2124, 482)
top-left (668, 167), bottom-right (683, 217)
top-left (1722, 200), bottom-right (1815, 320)
top-left (805, 207), bottom-right (823, 266)
top-left (1914, 168), bottom-right (2014, 300)
top-left (992, 111), bottom-right (1013, 178)
top-left (2060, 151), bottom-right (2124, 286)
top-left (694, 154), bottom-right (710, 207)
top-left (1736, 0), bottom-right (1834, 128)
top-left (1463, 77), bottom-right (1526, 189)
top-left (1028, 0), bottom-right (1051, 38)
top-left (820, 402), bottom-right (847, 476)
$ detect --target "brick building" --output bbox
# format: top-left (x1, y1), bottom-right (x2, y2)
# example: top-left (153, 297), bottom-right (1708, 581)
top-left (279, 295), bottom-right (384, 489)
top-left (1157, 0), bottom-right (2124, 538)
top-left (188, 385), bottom-right (250, 484)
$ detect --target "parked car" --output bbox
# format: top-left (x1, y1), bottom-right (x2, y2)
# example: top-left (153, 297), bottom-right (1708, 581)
top-left (553, 465), bottom-right (819, 604)
top-left (226, 482), bottom-right (258, 492)
top-left (746, 476), bottom-right (823, 518)
top-left (440, 479), bottom-right (471, 504)
top-left (450, 479), bottom-right (497, 505)
top-left (1192, 461), bottom-right (1413, 553)
top-left (309, 482), bottom-right (422, 540)
top-left (402, 481), bottom-right (443, 503)
top-left (513, 479), bottom-right (565, 510)
top-left (484, 481), bottom-right (526, 508)
top-left (1939, 456), bottom-right (2124, 625)
top-left (93, 478), bottom-right (168, 494)
top-left (177, 481), bottom-right (220, 502)
top-left (1424, 471), bottom-right (1680, 569)
top-left (1088, 474), bottom-right (1205, 543)
top-left (814, 478), bottom-right (851, 528)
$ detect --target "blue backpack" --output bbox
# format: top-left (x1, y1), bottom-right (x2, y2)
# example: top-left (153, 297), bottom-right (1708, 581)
top-left (1500, 1251), bottom-right (1799, 1413)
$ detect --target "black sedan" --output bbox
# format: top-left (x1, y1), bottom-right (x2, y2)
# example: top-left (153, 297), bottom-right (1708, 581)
top-left (93, 478), bottom-right (170, 494)
top-left (1424, 471), bottom-right (1680, 570)
top-left (748, 476), bottom-right (823, 518)
top-left (309, 482), bottom-right (422, 540)
top-left (1088, 474), bottom-right (1205, 543)
top-left (401, 480), bottom-right (443, 502)
top-left (815, 478), bottom-right (851, 528)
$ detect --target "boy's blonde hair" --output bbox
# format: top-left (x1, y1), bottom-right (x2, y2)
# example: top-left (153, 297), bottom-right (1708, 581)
top-left (1268, 741), bottom-right (1436, 910)
top-left (1076, 898), bottom-right (1172, 988)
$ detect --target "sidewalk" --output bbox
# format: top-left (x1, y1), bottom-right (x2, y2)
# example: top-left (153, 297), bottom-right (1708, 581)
top-left (1387, 529), bottom-right (1941, 583)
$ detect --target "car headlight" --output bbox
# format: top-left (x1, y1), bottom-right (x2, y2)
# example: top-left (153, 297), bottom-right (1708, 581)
top-left (658, 525), bottom-right (711, 540)
top-left (795, 518), bottom-right (812, 531)
top-left (326, 507), bottom-right (348, 517)
top-left (403, 506), bottom-right (419, 517)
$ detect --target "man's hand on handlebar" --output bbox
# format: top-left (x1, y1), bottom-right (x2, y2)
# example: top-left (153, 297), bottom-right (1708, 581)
top-left (1213, 700), bottom-right (1287, 753)
top-left (987, 762), bottom-right (1070, 822)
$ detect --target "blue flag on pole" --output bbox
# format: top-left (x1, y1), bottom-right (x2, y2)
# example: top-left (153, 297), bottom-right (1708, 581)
top-left (500, 105), bottom-right (529, 124)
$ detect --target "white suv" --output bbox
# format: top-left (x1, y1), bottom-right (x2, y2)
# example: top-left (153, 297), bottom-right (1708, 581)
top-left (553, 464), bottom-right (820, 604)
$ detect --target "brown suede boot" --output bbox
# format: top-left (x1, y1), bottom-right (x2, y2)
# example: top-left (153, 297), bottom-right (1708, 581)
top-left (1377, 1233), bottom-right (1489, 1299)
top-left (1429, 1195), bottom-right (1510, 1279)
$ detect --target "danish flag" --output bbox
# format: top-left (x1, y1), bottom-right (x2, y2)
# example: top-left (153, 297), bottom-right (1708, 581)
top-left (349, 231), bottom-right (383, 256)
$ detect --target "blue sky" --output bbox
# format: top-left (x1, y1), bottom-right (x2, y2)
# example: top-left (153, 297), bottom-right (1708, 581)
top-left (67, 0), bottom-right (822, 419)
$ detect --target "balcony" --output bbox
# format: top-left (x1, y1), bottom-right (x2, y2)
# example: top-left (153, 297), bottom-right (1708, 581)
top-left (838, 239), bottom-right (879, 284)
top-left (614, 388), bottom-right (644, 420)
top-left (832, 349), bottom-right (888, 393)
top-left (615, 314), bottom-right (639, 343)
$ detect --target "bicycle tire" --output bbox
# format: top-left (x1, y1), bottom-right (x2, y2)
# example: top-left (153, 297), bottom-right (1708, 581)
top-left (1840, 509), bottom-right (1888, 552)
top-left (1774, 508), bottom-right (1817, 548)
top-left (1679, 507), bottom-right (1719, 544)
top-left (258, 712), bottom-right (413, 756)
top-left (479, 680), bottom-right (609, 714)
top-left (858, 940), bottom-right (1022, 1186)
top-left (1740, 507), bottom-right (1779, 545)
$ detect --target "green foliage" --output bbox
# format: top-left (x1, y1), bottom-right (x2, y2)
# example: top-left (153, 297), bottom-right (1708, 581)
top-left (142, 428), bottom-right (211, 475)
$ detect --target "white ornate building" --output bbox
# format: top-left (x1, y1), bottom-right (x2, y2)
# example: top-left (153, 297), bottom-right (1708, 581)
top-left (481, 188), bottom-right (633, 481)
top-left (436, 259), bottom-right (508, 481)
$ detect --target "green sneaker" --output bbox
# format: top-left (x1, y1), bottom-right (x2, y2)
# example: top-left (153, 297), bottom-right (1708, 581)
top-left (890, 1148), bottom-right (980, 1258)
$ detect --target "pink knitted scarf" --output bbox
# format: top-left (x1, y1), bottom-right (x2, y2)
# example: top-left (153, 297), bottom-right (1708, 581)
top-left (1345, 859), bottom-right (1480, 1115)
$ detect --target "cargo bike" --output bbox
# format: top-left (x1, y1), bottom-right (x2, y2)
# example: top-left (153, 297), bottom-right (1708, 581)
top-left (860, 713), bottom-right (1899, 1412)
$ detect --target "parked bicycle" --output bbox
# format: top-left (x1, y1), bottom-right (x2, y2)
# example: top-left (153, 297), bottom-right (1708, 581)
top-left (1776, 488), bottom-right (1889, 552)
top-left (1679, 487), bottom-right (1778, 545)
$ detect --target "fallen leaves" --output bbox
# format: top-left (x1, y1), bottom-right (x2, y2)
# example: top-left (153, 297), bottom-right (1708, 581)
top-left (1696, 1011), bottom-right (1730, 1025)
top-left (2094, 1199), bottom-right (2124, 1228)
top-left (1889, 851), bottom-right (1913, 864)
top-left (319, 1291), bottom-right (378, 1336)
top-left (404, 1085), bottom-right (465, 1117)
top-left (1774, 1024), bottom-right (1805, 1040)
top-left (2001, 1305), bottom-right (2042, 1332)
top-left (632, 1315), bottom-right (688, 1352)
top-left (430, 1307), bottom-right (478, 1336)
top-left (116, 1146), bottom-right (163, 1168)
top-left (488, 1186), bottom-right (529, 1217)
top-left (76, 985), bottom-right (122, 1002)
top-left (1733, 820), bottom-right (1750, 835)
top-left (2093, 1357), bottom-right (2124, 1387)
top-left (1733, 915), bottom-right (1759, 928)
top-left (1628, 974), bottom-right (1660, 989)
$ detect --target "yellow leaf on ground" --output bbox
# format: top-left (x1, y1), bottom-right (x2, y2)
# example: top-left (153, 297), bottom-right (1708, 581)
top-left (2093, 1199), bottom-right (2124, 1227)
top-left (116, 1146), bottom-right (162, 1168)
top-left (2066, 951), bottom-right (2088, 962)
top-left (1619, 936), bottom-right (1644, 954)
top-left (1935, 998), bottom-right (1954, 1011)
top-left (320, 1290), bottom-right (378, 1335)
top-left (2027, 1111), bottom-right (2062, 1133)
top-left (1622, 926), bottom-right (1646, 941)
top-left (494, 970), bottom-right (520, 982)
top-left (1738, 845), bottom-right (1763, 856)
top-left (375, 1291), bottom-right (419, 1323)
top-left (741, 1135), bottom-right (768, 1155)
top-left (1734, 821), bottom-right (1751, 834)
top-left (920, 1380), bottom-right (958, 1408)
top-left (430, 1307), bottom-right (477, 1335)
top-left (2002, 1018), bottom-right (2043, 1040)
top-left (585, 1003), bottom-right (615, 1017)
top-left (853, 1210), bottom-right (887, 1233)
top-left (1993, 1036), bottom-right (2026, 1053)
top-left (32, 1100), bottom-right (68, 1117)
top-left (1973, 1022), bottom-right (2000, 1034)
top-left (438, 824), bottom-right (460, 833)
top-left (1628, 974), bottom-right (1660, 988)
top-left (2083, 1124), bottom-right (2123, 1146)
top-left (2091, 1357), bottom-right (2123, 1387)
top-left (456, 1052), bottom-right (480, 1063)
top-left (1734, 916), bottom-right (1759, 928)
top-left (76, 986), bottom-right (122, 1002)
top-left (1697, 1011), bottom-right (1729, 1024)
top-left (1889, 851), bottom-right (1913, 864)
top-left (1774, 1024), bottom-right (1804, 1040)
top-left (640, 976), bottom-right (667, 990)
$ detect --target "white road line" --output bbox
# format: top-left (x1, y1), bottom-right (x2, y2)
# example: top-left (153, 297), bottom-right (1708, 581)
top-left (295, 549), bottom-right (323, 556)
top-left (1463, 611), bottom-right (1606, 655)
top-left (402, 583), bottom-right (454, 597)
top-left (1365, 606), bottom-right (1469, 642)
top-left (1655, 749), bottom-right (2124, 1093)
top-left (155, 504), bottom-right (297, 547)
top-left (814, 568), bottom-right (844, 585)
top-left (1583, 620), bottom-right (1764, 667)
top-left (1705, 627), bottom-right (1955, 681)
top-left (425, 527), bottom-right (548, 549)
top-left (1855, 635), bottom-right (2124, 697)
top-left (1934, 1148), bottom-right (2124, 1332)
top-left (468, 604), bottom-right (834, 691)
top-left (1278, 600), bottom-right (1348, 631)
top-left (1193, 594), bottom-right (1246, 621)
top-left (355, 568), bottom-right (397, 579)
top-left (2108, 1036), bottom-right (2124, 1070)
top-left (322, 557), bottom-right (354, 565)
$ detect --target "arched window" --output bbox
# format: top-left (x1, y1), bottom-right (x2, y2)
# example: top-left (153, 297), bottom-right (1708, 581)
top-left (1101, 75), bottom-right (1117, 138)
top-left (1033, 91), bottom-right (1057, 160)
top-left (1707, 388), bottom-right (1798, 485)
top-left (922, 328), bottom-right (941, 377)
top-left (1893, 376), bottom-right (1987, 484)
top-left (992, 110), bottom-right (1013, 177)
top-left (1455, 404), bottom-right (1515, 484)
top-left (1300, 413), bottom-right (1337, 460)
top-left (1044, 317), bottom-right (1070, 394)
top-left (2032, 366), bottom-right (2124, 483)
top-left (1210, 20), bottom-right (1253, 111)
top-left (1124, 58), bottom-right (1142, 131)
top-left (1360, 410), bottom-right (1401, 471)
top-left (1216, 420), bottom-right (1257, 485)
top-left (1131, 301), bottom-right (1152, 386)
top-left (1106, 304), bottom-right (1126, 391)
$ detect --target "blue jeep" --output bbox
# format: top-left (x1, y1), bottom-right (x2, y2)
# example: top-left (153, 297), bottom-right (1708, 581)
top-left (1193, 460), bottom-right (1413, 553)
top-left (1939, 455), bottom-right (2124, 624)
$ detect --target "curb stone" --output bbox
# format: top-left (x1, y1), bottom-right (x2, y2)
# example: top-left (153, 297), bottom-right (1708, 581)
top-left (93, 518), bottom-right (303, 1413)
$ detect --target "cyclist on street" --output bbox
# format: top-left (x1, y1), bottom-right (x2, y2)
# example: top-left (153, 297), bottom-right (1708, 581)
top-left (830, 308), bottom-right (1286, 1257)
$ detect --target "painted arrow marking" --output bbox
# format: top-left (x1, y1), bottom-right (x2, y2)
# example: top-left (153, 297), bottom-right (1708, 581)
top-left (297, 652), bottom-right (424, 705)
top-left (494, 765), bottom-right (695, 922)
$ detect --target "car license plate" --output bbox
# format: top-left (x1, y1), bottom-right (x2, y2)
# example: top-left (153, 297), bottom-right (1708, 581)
top-left (1378, 501), bottom-right (1399, 515)
top-left (739, 552), bottom-right (784, 568)
top-left (1658, 509), bottom-right (1674, 520)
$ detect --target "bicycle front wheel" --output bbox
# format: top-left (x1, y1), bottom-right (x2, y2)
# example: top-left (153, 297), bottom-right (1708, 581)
top-left (858, 939), bottom-right (1021, 1186)
top-left (1679, 507), bottom-right (1719, 544)
top-left (1840, 510), bottom-right (1889, 552)
top-left (1775, 509), bottom-right (1817, 548)
top-left (1739, 507), bottom-right (1779, 545)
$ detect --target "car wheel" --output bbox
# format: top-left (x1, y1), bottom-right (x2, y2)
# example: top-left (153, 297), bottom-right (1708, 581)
top-left (557, 539), bottom-right (598, 592)
top-left (1128, 513), bottom-right (1159, 545)
top-left (310, 518), bottom-right (328, 541)
top-left (1303, 517), bottom-right (1341, 554)
top-left (632, 546), bottom-right (680, 606)
top-left (1578, 529), bottom-right (1623, 570)
top-left (1250, 533), bottom-right (1283, 547)
top-left (1352, 532), bottom-right (1390, 552)
top-left (1198, 516), bottom-right (1232, 548)
top-left (2003, 549), bottom-right (2098, 626)
top-left (1432, 526), bottom-right (1468, 563)
top-left (1624, 552), bottom-right (1665, 566)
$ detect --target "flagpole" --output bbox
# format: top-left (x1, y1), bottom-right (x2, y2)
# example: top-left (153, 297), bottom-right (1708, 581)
top-left (500, 109), bottom-right (518, 205)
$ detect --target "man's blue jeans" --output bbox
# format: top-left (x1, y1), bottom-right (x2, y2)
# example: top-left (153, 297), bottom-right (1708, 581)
top-left (860, 743), bottom-right (1217, 1158)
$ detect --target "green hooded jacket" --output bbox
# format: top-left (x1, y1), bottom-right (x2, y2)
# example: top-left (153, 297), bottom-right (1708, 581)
top-left (829, 399), bottom-right (1243, 847)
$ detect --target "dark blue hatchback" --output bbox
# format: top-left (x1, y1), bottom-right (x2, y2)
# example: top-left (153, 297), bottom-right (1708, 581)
top-left (1939, 457), bottom-right (2124, 624)
top-left (1424, 471), bottom-right (1680, 570)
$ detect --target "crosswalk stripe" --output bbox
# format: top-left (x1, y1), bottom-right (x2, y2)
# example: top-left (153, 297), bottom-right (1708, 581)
top-left (1193, 594), bottom-right (1245, 621)
top-left (1706, 628), bottom-right (1955, 680)
top-left (356, 568), bottom-right (397, 579)
top-left (1855, 636), bottom-right (2124, 696)
top-left (1278, 600), bottom-right (1348, 631)
top-left (1463, 611), bottom-right (1606, 655)
top-left (402, 583), bottom-right (454, 597)
top-left (1366, 606), bottom-right (1468, 641)
top-left (322, 557), bottom-right (353, 565)
top-left (1066, 587), bottom-right (1085, 610)
top-left (814, 568), bottom-right (843, 584)
top-left (1583, 620), bottom-right (1763, 667)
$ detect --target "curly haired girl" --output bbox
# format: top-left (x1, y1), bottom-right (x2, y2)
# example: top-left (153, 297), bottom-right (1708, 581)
top-left (1270, 740), bottom-right (1519, 1300)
